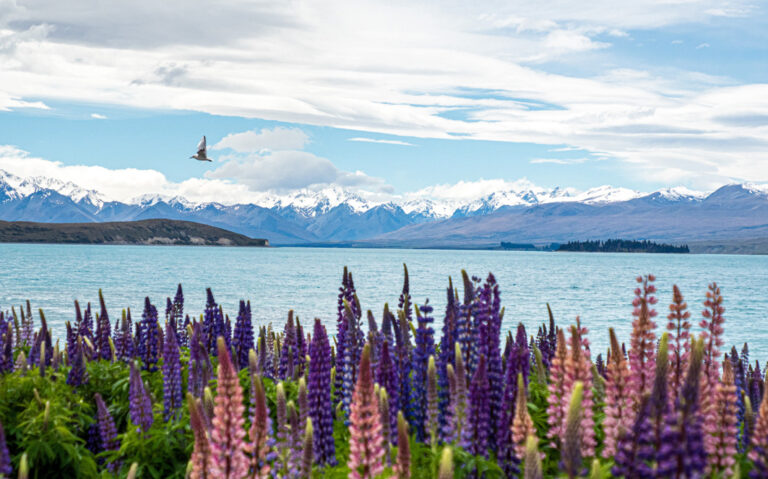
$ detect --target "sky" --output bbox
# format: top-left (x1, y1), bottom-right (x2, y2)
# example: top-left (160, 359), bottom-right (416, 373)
top-left (0, 0), bottom-right (766, 204)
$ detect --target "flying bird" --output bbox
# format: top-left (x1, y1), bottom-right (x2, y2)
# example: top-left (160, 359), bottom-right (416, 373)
top-left (190, 136), bottom-right (212, 162)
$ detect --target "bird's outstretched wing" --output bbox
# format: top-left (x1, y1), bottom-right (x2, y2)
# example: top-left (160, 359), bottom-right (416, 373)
top-left (197, 136), bottom-right (207, 155)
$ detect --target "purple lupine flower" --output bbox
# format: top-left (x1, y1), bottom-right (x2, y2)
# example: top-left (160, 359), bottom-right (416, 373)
top-left (462, 354), bottom-right (490, 458)
top-left (66, 337), bottom-right (88, 388)
top-left (188, 322), bottom-right (211, 398)
top-left (750, 362), bottom-right (764, 420)
top-left (173, 284), bottom-right (185, 346)
top-left (381, 303), bottom-right (394, 347)
top-left (376, 339), bottom-right (398, 444)
top-left (656, 338), bottom-right (706, 478)
top-left (395, 304), bottom-right (412, 428)
top-left (117, 310), bottom-right (134, 362)
top-left (129, 361), bottom-right (154, 433)
top-left (0, 325), bottom-right (12, 373)
top-left (163, 319), bottom-right (183, 421)
top-left (232, 300), bottom-right (254, 371)
top-left (86, 420), bottom-right (101, 455)
top-left (65, 322), bottom-right (76, 364)
top-left (279, 311), bottom-right (299, 380)
top-left (308, 318), bottom-right (336, 466)
top-left (95, 290), bottom-right (112, 361)
top-left (341, 300), bottom-right (363, 422)
top-left (437, 278), bottom-right (459, 436)
top-left (257, 328), bottom-right (272, 379)
top-left (139, 297), bottom-right (160, 371)
top-left (730, 347), bottom-right (747, 452)
top-left (613, 394), bottom-right (655, 477)
top-left (366, 311), bottom-right (380, 374)
top-left (202, 288), bottom-right (227, 356)
top-left (0, 417), bottom-right (12, 477)
top-left (94, 393), bottom-right (120, 472)
top-left (497, 322), bottom-right (529, 478)
top-left (476, 273), bottom-right (504, 450)
top-left (456, 270), bottom-right (477, 378)
top-left (296, 318), bottom-right (307, 377)
top-left (410, 300), bottom-right (436, 442)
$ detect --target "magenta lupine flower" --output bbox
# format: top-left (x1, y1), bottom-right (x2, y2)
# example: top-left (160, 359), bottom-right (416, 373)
top-left (163, 319), bottom-right (183, 421)
top-left (188, 393), bottom-right (212, 479)
top-left (94, 393), bottom-right (120, 472)
top-left (628, 274), bottom-right (658, 413)
top-left (0, 417), bottom-right (11, 477)
top-left (232, 300), bottom-right (253, 371)
top-left (129, 360), bottom-right (154, 433)
top-left (308, 319), bottom-right (336, 466)
top-left (462, 354), bottom-right (490, 458)
top-left (348, 344), bottom-right (385, 479)
top-left (210, 337), bottom-right (249, 479)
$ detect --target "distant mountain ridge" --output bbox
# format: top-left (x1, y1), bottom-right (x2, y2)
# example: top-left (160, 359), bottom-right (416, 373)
top-left (1, 169), bottom-right (767, 246)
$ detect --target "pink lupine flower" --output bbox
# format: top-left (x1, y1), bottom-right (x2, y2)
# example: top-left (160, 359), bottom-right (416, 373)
top-left (705, 360), bottom-right (738, 476)
top-left (667, 285), bottom-right (691, 400)
top-left (210, 337), bottom-right (249, 479)
top-left (249, 374), bottom-right (272, 478)
top-left (546, 328), bottom-right (568, 442)
top-left (511, 372), bottom-right (535, 459)
top-left (603, 328), bottom-right (633, 458)
top-left (347, 344), bottom-right (385, 479)
top-left (628, 275), bottom-right (658, 413)
top-left (700, 282), bottom-right (726, 426)
top-left (188, 393), bottom-right (212, 479)
top-left (563, 323), bottom-right (595, 458)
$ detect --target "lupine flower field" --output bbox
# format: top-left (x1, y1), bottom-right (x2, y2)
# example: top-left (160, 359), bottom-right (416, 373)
top-left (0, 266), bottom-right (766, 478)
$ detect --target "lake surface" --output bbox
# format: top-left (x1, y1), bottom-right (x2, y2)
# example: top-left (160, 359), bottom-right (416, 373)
top-left (1, 244), bottom-right (767, 359)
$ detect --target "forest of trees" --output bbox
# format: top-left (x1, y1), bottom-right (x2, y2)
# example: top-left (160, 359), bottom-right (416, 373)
top-left (557, 239), bottom-right (689, 253)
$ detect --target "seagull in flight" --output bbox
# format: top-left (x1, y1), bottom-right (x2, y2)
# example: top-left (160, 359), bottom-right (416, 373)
top-left (190, 136), bottom-right (212, 162)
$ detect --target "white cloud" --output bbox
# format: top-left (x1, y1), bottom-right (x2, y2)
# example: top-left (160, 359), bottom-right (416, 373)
top-left (0, 0), bottom-right (765, 187)
top-left (696, 42), bottom-right (711, 49)
top-left (347, 137), bottom-right (415, 146)
top-left (90, 113), bottom-right (107, 119)
top-left (212, 127), bottom-right (309, 153)
top-left (530, 157), bottom-right (589, 165)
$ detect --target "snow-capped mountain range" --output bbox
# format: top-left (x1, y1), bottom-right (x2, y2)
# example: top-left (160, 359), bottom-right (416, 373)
top-left (1, 168), bottom-right (767, 245)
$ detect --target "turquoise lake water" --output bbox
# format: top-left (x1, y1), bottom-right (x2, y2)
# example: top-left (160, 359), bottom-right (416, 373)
top-left (1, 244), bottom-right (767, 359)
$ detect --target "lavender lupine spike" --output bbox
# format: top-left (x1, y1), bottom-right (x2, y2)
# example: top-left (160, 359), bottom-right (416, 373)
top-left (308, 319), bottom-right (336, 466)
top-left (94, 393), bottom-right (120, 472)
top-left (410, 301), bottom-right (436, 441)
top-left (0, 417), bottom-right (12, 477)
top-left (129, 360), bottom-right (154, 433)
top-left (347, 344), bottom-right (385, 479)
top-left (395, 308), bottom-right (412, 426)
top-left (138, 297), bottom-right (160, 371)
top-left (118, 310), bottom-right (135, 362)
top-left (232, 300), bottom-right (254, 371)
top-left (172, 284), bottom-right (185, 345)
top-left (334, 267), bottom-right (351, 406)
top-left (249, 374), bottom-right (273, 478)
top-left (497, 322), bottom-right (529, 477)
top-left (462, 354), bottom-right (490, 458)
top-left (188, 393), bottom-right (212, 479)
top-left (209, 337), bottom-right (248, 479)
top-left (163, 318), bottom-right (183, 421)
top-left (476, 273), bottom-right (504, 450)
top-left (730, 348), bottom-right (747, 452)
top-left (456, 270), bottom-right (476, 377)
